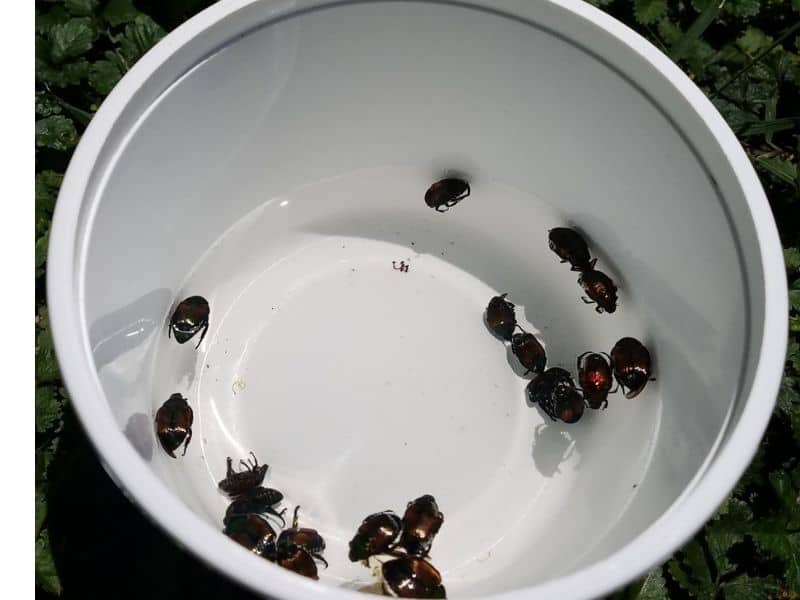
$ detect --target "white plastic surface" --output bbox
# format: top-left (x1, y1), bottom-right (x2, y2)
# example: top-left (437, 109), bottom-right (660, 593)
top-left (48, 1), bottom-right (787, 599)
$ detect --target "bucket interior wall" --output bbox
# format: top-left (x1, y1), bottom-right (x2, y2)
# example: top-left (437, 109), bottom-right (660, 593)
top-left (80, 1), bottom-right (757, 595)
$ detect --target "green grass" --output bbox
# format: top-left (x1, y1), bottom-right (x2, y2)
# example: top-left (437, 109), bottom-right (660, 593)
top-left (35, 1), bottom-right (800, 597)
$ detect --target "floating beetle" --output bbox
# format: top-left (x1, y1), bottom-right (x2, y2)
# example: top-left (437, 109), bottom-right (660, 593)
top-left (511, 332), bottom-right (547, 375)
top-left (578, 270), bottom-right (618, 314)
top-left (349, 510), bottom-right (403, 562)
top-left (169, 295), bottom-right (210, 348)
top-left (548, 228), bottom-right (597, 272)
top-left (155, 393), bottom-right (193, 458)
top-left (382, 556), bottom-right (446, 599)
top-left (577, 352), bottom-right (615, 410)
top-left (610, 337), bottom-right (655, 398)
top-left (424, 178), bottom-right (470, 213)
top-left (218, 453), bottom-right (269, 497)
top-left (399, 495), bottom-right (444, 558)
top-left (224, 487), bottom-right (287, 527)
top-left (276, 507), bottom-right (328, 568)
top-left (485, 293), bottom-right (518, 341)
top-left (224, 513), bottom-right (277, 557)
top-left (526, 367), bottom-right (585, 424)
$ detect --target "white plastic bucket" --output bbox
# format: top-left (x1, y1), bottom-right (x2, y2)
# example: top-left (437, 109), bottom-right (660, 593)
top-left (48, 1), bottom-right (788, 598)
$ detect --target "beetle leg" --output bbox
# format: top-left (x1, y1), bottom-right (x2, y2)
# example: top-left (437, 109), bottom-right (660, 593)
top-left (195, 322), bottom-right (209, 349)
top-left (435, 205), bottom-right (449, 213)
top-left (595, 306), bottom-right (604, 314)
top-left (182, 428), bottom-right (192, 456)
top-left (601, 398), bottom-right (608, 410)
top-left (249, 451), bottom-right (258, 468)
top-left (266, 506), bottom-right (287, 528)
top-left (311, 553), bottom-right (329, 568)
top-left (226, 457), bottom-right (234, 477)
top-left (581, 296), bottom-right (594, 304)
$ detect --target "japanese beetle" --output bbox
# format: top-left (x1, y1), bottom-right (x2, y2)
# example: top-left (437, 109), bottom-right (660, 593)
top-left (277, 507), bottom-right (328, 568)
top-left (382, 556), bottom-right (446, 599)
top-left (224, 513), bottom-right (277, 557)
top-left (610, 337), bottom-right (655, 398)
top-left (578, 270), bottom-right (618, 314)
top-left (485, 293), bottom-right (518, 341)
top-left (169, 295), bottom-right (210, 348)
top-left (548, 228), bottom-right (596, 272)
top-left (526, 368), bottom-right (585, 423)
top-left (348, 510), bottom-right (403, 562)
top-left (274, 544), bottom-right (320, 580)
top-left (511, 332), bottom-right (547, 375)
top-left (155, 393), bottom-right (193, 458)
top-left (425, 178), bottom-right (470, 213)
top-left (224, 487), bottom-right (287, 527)
top-left (218, 452), bottom-right (268, 497)
top-left (577, 352), bottom-right (615, 410)
top-left (399, 495), bottom-right (444, 557)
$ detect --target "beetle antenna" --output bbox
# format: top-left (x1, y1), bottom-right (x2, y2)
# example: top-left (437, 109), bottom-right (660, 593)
top-left (292, 506), bottom-right (301, 529)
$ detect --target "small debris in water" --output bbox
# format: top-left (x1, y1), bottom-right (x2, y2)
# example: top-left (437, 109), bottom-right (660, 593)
top-left (392, 260), bottom-right (409, 273)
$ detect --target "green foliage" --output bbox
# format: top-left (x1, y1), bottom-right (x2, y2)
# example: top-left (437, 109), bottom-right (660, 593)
top-left (32, 0), bottom-right (800, 597)
top-left (34, 2), bottom-right (171, 593)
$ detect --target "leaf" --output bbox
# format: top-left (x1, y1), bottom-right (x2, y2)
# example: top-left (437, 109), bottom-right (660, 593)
top-left (788, 341), bottom-right (800, 374)
top-left (751, 520), bottom-right (800, 590)
top-left (706, 522), bottom-right (742, 578)
top-left (755, 156), bottom-right (797, 185)
top-left (35, 486), bottom-right (47, 536)
top-left (785, 248), bottom-right (800, 273)
top-left (102, 0), bottom-right (142, 26)
top-left (634, 0), bottom-right (668, 25)
top-left (35, 116), bottom-right (78, 152)
top-left (713, 98), bottom-right (756, 131)
top-left (64, 0), bottom-right (100, 17)
top-left (35, 91), bottom-right (63, 118)
top-left (36, 323), bottom-right (61, 385)
top-left (49, 17), bottom-right (98, 63)
top-left (672, 0), bottom-right (724, 61)
top-left (36, 387), bottom-right (62, 435)
top-left (721, 574), bottom-right (781, 600)
top-left (36, 443), bottom-right (54, 487)
top-left (89, 55), bottom-right (124, 95)
top-left (725, 0), bottom-right (762, 18)
top-left (668, 539), bottom-right (714, 597)
top-left (36, 6), bottom-right (71, 35)
top-left (637, 568), bottom-right (669, 600)
top-left (35, 531), bottom-right (62, 595)
top-left (35, 53), bottom-right (90, 88)
top-left (36, 171), bottom-right (62, 237)
top-left (769, 468), bottom-right (800, 528)
top-left (36, 230), bottom-right (50, 278)
top-left (735, 116), bottom-right (800, 137)
top-left (738, 28), bottom-right (775, 56)
top-left (790, 279), bottom-right (800, 313)
top-left (116, 15), bottom-right (166, 64)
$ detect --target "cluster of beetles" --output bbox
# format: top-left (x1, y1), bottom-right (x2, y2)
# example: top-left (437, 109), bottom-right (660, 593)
top-left (484, 224), bottom-right (655, 423)
top-left (350, 495), bottom-right (446, 598)
top-left (152, 177), bottom-right (657, 597)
